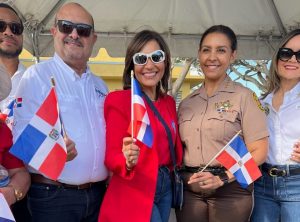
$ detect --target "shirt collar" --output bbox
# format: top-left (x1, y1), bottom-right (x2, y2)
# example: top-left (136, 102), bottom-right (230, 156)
top-left (10, 63), bottom-right (26, 79)
top-left (189, 75), bottom-right (236, 99)
top-left (289, 81), bottom-right (300, 99)
top-left (263, 82), bottom-right (300, 105)
top-left (53, 53), bottom-right (91, 81)
top-left (17, 62), bottom-right (26, 72)
top-left (217, 75), bottom-right (236, 93)
top-left (263, 92), bottom-right (272, 105)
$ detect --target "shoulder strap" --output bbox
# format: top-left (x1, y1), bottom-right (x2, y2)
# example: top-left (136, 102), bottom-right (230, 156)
top-left (143, 93), bottom-right (177, 167)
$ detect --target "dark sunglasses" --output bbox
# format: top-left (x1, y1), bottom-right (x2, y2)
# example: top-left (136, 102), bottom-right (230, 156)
top-left (56, 20), bottom-right (93, 37)
top-left (278, 47), bottom-right (300, 63)
top-left (133, 50), bottom-right (165, 65)
top-left (0, 20), bottom-right (23, 35)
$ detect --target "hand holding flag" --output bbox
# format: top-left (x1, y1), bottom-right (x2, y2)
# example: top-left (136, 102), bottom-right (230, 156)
top-left (65, 136), bottom-right (78, 162)
top-left (10, 86), bottom-right (67, 180)
top-left (193, 131), bottom-right (262, 188)
top-left (215, 133), bottom-right (262, 188)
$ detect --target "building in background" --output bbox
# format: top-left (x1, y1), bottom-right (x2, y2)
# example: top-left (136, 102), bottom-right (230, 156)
top-left (20, 48), bottom-right (203, 101)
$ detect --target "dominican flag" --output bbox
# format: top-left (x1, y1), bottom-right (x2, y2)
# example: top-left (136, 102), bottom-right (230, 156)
top-left (15, 97), bottom-right (22, 108)
top-left (216, 135), bottom-right (262, 188)
top-left (0, 192), bottom-right (15, 222)
top-left (10, 88), bottom-right (67, 180)
top-left (0, 99), bottom-right (15, 129)
top-left (128, 78), bottom-right (153, 148)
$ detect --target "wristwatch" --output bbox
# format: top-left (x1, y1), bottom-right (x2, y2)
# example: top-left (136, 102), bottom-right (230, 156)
top-left (218, 172), bottom-right (229, 185)
top-left (9, 186), bottom-right (23, 201)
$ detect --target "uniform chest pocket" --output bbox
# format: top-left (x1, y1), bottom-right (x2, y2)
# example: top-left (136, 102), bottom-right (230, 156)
top-left (207, 111), bottom-right (239, 141)
top-left (59, 96), bottom-right (86, 141)
top-left (178, 108), bottom-right (194, 142)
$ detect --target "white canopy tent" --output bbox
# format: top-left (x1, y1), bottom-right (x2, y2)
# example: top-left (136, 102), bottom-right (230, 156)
top-left (7, 0), bottom-right (300, 59)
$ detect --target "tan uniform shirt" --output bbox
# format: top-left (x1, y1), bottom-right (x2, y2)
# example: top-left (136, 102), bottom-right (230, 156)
top-left (178, 76), bottom-right (268, 167)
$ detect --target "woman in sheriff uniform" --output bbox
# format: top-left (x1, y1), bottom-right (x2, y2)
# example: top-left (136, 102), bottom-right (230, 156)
top-left (175, 25), bottom-right (269, 222)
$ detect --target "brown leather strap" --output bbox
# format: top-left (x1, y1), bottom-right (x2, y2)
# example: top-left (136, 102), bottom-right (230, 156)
top-left (261, 163), bottom-right (300, 177)
top-left (31, 174), bottom-right (106, 190)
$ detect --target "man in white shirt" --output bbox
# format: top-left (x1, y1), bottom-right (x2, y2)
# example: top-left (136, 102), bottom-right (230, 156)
top-left (0, 3), bottom-right (30, 222)
top-left (0, 3), bottom-right (26, 112)
top-left (13, 2), bottom-right (108, 221)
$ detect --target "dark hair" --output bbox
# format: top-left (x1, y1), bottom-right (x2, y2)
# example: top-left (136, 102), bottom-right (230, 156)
top-left (123, 30), bottom-right (171, 97)
top-left (262, 29), bottom-right (300, 98)
top-left (0, 3), bottom-right (23, 26)
top-left (199, 25), bottom-right (237, 51)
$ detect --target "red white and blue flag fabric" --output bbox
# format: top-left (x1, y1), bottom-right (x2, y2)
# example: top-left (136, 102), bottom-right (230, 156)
top-left (14, 98), bottom-right (22, 108)
top-left (0, 99), bottom-right (15, 129)
top-left (128, 78), bottom-right (153, 148)
top-left (10, 88), bottom-right (67, 180)
top-left (216, 135), bottom-right (262, 188)
top-left (0, 192), bottom-right (15, 222)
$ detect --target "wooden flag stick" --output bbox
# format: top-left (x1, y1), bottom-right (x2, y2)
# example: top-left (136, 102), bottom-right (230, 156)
top-left (198, 130), bottom-right (242, 173)
top-left (130, 71), bottom-right (134, 140)
top-left (51, 76), bottom-right (67, 137)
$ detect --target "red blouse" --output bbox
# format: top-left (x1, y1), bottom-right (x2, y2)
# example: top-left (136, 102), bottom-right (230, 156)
top-left (99, 90), bottom-right (183, 222)
top-left (0, 121), bottom-right (23, 169)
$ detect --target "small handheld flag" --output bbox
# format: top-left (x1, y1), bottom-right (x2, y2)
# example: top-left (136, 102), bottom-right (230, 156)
top-left (0, 192), bottom-right (15, 222)
top-left (10, 87), bottom-right (67, 180)
top-left (0, 99), bottom-right (15, 129)
top-left (128, 75), bottom-right (153, 148)
top-left (216, 134), bottom-right (262, 188)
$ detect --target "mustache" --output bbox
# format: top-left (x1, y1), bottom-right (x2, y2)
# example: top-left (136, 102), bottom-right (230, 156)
top-left (64, 38), bottom-right (83, 47)
top-left (0, 36), bottom-right (17, 44)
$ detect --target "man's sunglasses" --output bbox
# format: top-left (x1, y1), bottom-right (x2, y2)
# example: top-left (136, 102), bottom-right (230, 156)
top-left (0, 20), bottom-right (23, 35)
top-left (133, 50), bottom-right (165, 65)
top-left (278, 47), bottom-right (300, 63)
top-left (56, 20), bottom-right (93, 37)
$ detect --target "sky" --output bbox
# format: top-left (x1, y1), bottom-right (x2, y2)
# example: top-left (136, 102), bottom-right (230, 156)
top-left (190, 60), bottom-right (270, 97)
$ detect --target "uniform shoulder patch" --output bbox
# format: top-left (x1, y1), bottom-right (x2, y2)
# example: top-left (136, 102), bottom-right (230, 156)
top-left (252, 92), bottom-right (265, 112)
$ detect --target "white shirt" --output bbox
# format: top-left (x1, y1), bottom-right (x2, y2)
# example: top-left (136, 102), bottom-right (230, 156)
top-left (13, 53), bottom-right (108, 184)
top-left (262, 82), bottom-right (300, 165)
top-left (0, 63), bottom-right (26, 111)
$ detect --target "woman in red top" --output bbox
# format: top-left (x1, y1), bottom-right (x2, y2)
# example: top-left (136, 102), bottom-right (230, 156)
top-left (0, 63), bottom-right (30, 206)
top-left (99, 30), bottom-right (183, 222)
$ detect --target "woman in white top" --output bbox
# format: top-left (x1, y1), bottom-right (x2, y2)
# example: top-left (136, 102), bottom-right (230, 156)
top-left (251, 29), bottom-right (300, 222)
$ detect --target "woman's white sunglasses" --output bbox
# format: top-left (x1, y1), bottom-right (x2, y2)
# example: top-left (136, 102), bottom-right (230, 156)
top-left (133, 50), bottom-right (165, 65)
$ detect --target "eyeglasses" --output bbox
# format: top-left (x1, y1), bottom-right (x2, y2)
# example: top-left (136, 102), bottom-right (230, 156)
top-left (56, 20), bottom-right (93, 37)
top-left (278, 47), bottom-right (300, 63)
top-left (133, 50), bottom-right (165, 65)
top-left (0, 21), bottom-right (23, 35)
